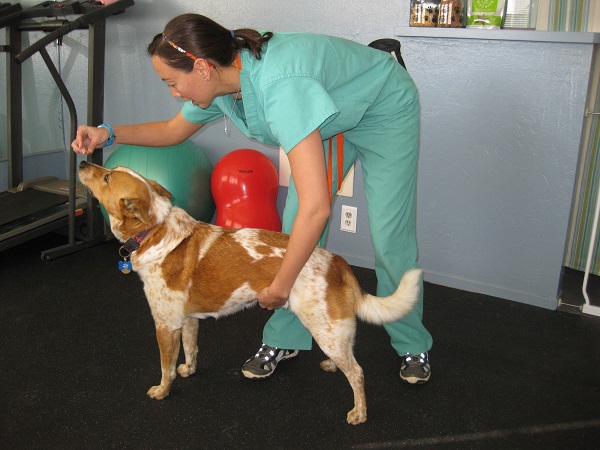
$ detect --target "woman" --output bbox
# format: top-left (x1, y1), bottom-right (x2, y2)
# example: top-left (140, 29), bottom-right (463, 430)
top-left (72, 13), bottom-right (433, 384)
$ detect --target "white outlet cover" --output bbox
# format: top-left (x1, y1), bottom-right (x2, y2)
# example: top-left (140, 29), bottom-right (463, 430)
top-left (340, 205), bottom-right (357, 233)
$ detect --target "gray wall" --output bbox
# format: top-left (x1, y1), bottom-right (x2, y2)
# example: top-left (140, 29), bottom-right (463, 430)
top-left (1, 1), bottom-right (594, 310)
top-left (398, 33), bottom-right (593, 309)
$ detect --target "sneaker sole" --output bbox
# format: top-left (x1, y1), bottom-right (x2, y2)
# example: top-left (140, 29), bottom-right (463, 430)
top-left (241, 350), bottom-right (299, 379)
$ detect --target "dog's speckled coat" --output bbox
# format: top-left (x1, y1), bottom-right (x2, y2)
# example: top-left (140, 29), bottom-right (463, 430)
top-left (78, 161), bottom-right (421, 424)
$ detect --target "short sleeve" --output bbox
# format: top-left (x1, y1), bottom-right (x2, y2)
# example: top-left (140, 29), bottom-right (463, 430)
top-left (181, 100), bottom-right (224, 125)
top-left (261, 77), bottom-right (339, 152)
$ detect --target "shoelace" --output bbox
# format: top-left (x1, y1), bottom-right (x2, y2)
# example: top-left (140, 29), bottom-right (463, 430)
top-left (255, 345), bottom-right (279, 362)
top-left (405, 352), bottom-right (427, 365)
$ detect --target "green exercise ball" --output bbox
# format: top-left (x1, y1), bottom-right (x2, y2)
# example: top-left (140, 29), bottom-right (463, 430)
top-left (102, 141), bottom-right (216, 223)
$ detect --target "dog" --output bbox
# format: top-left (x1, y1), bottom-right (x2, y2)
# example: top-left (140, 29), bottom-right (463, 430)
top-left (78, 160), bottom-right (421, 425)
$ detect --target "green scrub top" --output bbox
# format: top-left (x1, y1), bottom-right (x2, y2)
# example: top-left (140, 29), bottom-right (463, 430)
top-left (181, 32), bottom-right (399, 153)
top-left (181, 32), bottom-right (432, 355)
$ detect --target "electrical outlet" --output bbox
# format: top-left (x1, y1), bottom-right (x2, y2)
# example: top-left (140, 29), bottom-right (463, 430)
top-left (340, 205), bottom-right (357, 233)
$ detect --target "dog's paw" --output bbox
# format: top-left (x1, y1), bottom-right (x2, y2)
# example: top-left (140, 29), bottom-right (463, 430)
top-left (319, 359), bottom-right (338, 372)
top-left (177, 363), bottom-right (196, 378)
top-left (346, 407), bottom-right (367, 425)
top-left (147, 385), bottom-right (170, 400)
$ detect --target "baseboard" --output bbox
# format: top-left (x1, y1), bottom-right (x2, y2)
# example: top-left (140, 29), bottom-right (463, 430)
top-left (338, 252), bottom-right (375, 270)
top-left (423, 270), bottom-right (557, 310)
top-left (340, 251), bottom-right (557, 310)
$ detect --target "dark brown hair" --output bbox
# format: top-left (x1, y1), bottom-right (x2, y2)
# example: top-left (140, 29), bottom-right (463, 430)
top-left (147, 14), bottom-right (273, 72)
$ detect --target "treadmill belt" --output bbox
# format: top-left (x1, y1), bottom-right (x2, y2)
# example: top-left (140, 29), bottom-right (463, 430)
top-left (0, 190), bottom-right (68, 227)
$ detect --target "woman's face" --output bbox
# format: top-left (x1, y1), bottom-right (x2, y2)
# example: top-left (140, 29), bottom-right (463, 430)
top-left (152, 56), bottom-right (213, 108)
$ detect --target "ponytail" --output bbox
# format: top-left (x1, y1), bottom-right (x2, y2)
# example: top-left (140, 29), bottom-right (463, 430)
top-left (231, 28), bottom-right (273, 61)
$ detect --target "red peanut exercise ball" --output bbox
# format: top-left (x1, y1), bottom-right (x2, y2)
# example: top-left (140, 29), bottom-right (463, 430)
top-left (211, 149), bottom-right (282, 231)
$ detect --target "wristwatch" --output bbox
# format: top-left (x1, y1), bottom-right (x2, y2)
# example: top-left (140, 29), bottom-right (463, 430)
top-left (97, 123), bottom-right (115, 147)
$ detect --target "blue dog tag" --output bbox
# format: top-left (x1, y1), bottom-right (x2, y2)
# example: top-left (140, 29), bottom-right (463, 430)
top-left (119, 260), bottom-right (132, 274)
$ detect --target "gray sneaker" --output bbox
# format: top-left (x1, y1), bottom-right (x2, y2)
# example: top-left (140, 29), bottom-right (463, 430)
top-left (242, 344), bottom-right (299, 379)
top-left (400, 352), bottom-right (431, 384)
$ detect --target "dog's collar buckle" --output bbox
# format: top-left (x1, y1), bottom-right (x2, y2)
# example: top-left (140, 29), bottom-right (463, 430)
top-left (118, 228), bottom-right (154, 275)
top-left (122, 228), bottom-right (153, 253)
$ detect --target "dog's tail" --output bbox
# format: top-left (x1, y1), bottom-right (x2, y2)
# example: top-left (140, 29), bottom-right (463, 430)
top-left (355, 268), bottom-right (422, 325)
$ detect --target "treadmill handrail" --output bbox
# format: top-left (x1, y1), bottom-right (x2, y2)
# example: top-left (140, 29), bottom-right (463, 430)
top-left (15, 0), bottom-right (134, 64)
top-left (0, 3), bottom-right (23, 21)
top-left (0, 1), bottom-right (83, 30)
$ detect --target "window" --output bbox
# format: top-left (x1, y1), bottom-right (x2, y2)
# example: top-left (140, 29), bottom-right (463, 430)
top-left (504, 0), bottom-right (537, 29)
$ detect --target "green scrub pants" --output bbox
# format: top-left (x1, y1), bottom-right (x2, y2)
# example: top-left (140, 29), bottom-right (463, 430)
top-left (263, 66), bottom-right (433, 356)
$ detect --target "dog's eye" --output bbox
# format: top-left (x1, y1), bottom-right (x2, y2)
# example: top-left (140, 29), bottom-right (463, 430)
top-left (104, 174), bottom-right (110, 183)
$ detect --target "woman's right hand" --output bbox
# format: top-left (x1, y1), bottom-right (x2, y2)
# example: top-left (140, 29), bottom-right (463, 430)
top-left (71, 125), bottom-right (109, 155)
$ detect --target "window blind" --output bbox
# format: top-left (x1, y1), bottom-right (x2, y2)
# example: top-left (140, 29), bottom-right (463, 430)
top-left (505, 0), bottom-right (536, 29)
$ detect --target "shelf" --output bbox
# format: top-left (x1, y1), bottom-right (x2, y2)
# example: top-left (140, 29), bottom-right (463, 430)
top-left (394, 26), bottom-right (600, 44)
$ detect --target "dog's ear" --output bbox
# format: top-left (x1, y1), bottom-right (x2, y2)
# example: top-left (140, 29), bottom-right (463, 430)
top-left (148, 180), bottom-right (173, 199)
top-left (120, 197), bottom-right (152, 225)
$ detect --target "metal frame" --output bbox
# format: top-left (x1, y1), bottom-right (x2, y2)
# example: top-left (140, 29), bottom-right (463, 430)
top-left (582, 185), bottom-right (600, 317)
top-left (1, 0), bottom-right (134, 259)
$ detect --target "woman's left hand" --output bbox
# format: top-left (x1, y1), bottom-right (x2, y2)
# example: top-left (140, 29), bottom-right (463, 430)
top-left (257, 287), bottom-right (288, 310)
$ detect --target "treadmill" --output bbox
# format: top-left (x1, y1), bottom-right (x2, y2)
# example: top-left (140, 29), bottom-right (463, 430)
top-left (0, 0), bottom-right (134, 260)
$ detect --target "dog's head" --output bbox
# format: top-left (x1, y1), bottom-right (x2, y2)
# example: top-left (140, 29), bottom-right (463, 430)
top-left (78, 161), bottom-right (173, 241)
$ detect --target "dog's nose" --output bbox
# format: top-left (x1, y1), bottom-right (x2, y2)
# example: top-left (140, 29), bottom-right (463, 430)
top-left (79, 160), bottom-right (91, 169)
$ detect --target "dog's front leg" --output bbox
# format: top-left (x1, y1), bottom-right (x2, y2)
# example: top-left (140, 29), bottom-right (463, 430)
top-left (177, 317), bottom-right (199, 378)
top-left (147, 325), bottom-right (182, 400)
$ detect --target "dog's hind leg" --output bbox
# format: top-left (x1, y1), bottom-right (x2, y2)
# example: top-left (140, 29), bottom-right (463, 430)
top-left (147, 325), bottom-right (182, 400)
top-left (305, 318), bottom-right (367, 425)
top-left (178, 317), bottom-right (199, 378)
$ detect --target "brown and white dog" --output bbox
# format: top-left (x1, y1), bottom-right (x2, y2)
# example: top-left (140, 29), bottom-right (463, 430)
top-left (78, 160), bottom-right (421, 425)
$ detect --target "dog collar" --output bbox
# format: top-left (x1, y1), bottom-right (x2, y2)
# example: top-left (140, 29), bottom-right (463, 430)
top-left (121, 228), bottom-right (154, 253)
top-left (118, 228), bottom-right (154, 274)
